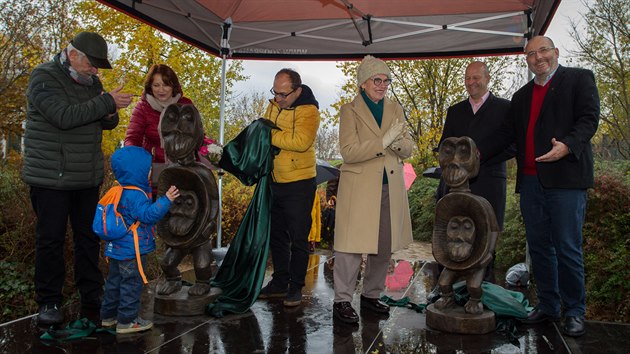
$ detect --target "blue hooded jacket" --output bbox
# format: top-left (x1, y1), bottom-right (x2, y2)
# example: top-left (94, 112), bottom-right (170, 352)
top-left (104, 146), bottom-right (172, 260)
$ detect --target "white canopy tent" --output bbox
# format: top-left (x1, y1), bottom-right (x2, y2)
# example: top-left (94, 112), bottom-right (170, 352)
top-left (96, 0), bottom-right (561, 246)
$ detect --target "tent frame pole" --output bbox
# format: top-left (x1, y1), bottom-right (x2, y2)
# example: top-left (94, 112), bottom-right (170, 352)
top-left (216, 19), bottom-right (231, 248)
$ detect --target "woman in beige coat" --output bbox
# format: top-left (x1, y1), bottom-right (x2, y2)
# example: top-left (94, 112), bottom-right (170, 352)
top-left (332, 55), bottom-right (414, 324)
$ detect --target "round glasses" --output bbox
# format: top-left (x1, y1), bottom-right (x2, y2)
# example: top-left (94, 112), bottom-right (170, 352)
top-left (369, 77), bottom-right (392, 86)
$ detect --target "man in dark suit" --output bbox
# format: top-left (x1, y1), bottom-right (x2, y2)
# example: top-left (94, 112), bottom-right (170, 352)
top-left (436, 61), bottom-right (513, 284)
top-left (478, 36), bottom-right (600, 337)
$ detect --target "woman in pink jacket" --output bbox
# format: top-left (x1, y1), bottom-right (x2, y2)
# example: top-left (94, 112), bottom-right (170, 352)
top-left (125, 64), bottom-right (194, 164)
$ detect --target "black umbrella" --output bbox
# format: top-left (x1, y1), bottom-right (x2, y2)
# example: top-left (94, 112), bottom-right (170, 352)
top-left (316, 159), bottom-right (340, 185)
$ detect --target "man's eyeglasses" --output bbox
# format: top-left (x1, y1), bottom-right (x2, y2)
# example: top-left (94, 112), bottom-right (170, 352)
top-left (270, 88), bottom-right (297, 99)
top-left (526, 47), bottom-right (555, 58)
top-left (369, 77), bottom-right (392, 86)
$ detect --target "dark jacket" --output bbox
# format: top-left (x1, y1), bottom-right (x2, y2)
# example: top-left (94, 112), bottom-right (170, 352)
top-left (125, 93), bottom-right (194, 163)
top-left (438, 93), bottom-right (513, 227)
top-left (478, 66), bottom-right (600, 191)
top-left (22, 53), bottom-right (118, 190)
top-left (105, 146), bottom-right (172, 260)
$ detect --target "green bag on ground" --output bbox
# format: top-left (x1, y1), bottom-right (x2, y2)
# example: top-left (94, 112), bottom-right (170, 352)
top-left (40, 318), bottom-right (113, 342)
top-left (453, 280), bottom-right (532, 319)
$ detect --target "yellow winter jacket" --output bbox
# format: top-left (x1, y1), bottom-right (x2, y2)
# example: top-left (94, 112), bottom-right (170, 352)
top-left (264, 85), bottom-right (320, 183)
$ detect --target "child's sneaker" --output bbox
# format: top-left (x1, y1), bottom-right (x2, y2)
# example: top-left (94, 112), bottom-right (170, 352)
top-left (101, 318), bottom-right (117, 327)
top-left (116, 317), bottom-right (153, 334)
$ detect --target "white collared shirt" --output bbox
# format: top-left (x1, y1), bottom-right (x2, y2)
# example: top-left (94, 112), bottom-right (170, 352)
top-left (469, 91), bottom-right (490, 114)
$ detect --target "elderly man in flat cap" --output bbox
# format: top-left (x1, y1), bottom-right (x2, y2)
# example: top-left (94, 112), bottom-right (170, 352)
top-left (23, 31), bottom-right (133, 326)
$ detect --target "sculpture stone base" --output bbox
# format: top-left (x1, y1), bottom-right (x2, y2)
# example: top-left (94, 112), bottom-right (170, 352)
top-left (426, 303), bottom-right (495, 334)
top-left (154, 286), bottom-right (222, 316)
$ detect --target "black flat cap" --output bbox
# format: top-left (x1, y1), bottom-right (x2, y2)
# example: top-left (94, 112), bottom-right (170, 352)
top-left (70, 32), bottom-right (112, 69)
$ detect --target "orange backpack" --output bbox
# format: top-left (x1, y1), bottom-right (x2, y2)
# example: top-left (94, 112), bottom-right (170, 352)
top-left (93, 184), bottom-right (149, 284)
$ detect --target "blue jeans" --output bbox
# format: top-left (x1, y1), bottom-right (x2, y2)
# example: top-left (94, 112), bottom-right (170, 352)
top-left (520, 175), bottom-right (586, 317)
top-left (100, 256), bottom-right (146, 324)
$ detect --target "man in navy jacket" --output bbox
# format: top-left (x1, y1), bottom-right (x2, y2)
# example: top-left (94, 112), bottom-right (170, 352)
top-left (478, 36), bottom-right (600, 337)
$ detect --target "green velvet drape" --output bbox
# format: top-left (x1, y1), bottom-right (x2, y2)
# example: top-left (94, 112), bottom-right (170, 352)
top-left (207, 119), bottom-right (278, 317)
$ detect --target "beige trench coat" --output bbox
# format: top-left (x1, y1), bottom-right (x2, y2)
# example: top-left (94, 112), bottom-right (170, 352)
top-left (334, 95), bottom-right (414, 254)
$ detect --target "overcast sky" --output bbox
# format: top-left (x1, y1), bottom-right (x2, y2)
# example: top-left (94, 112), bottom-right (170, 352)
top-left (231, 0), bottom-right (588, 111)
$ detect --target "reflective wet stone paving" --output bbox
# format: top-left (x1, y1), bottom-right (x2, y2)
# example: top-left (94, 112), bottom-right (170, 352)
top-left (1, 243), bottom-right (628, 353)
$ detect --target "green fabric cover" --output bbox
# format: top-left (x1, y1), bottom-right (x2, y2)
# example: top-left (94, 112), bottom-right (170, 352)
top-left (453, 280), bottom-right (532, 319)
top-left (207, 119), bottom-right (278, 317)
top-left (40, 318), bottom-right (113, 342)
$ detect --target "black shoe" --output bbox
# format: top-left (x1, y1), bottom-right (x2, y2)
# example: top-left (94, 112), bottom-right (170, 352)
top-left (283, 289), bottom-right (303, 307)
top-left (37, 304), bottom-right (63, 326)
top-left (427, 285), bottom-right (441, 304)
top-left (519, 308), bottom-right (561, 324)
top-left (258, 282), bottom-right (288, 299)
top-left (360, 295), bottom-right (389, 314)
top-left (333, 302), bottom-right (359, 324)
top-left (563, 316), bottom-right (586, 337)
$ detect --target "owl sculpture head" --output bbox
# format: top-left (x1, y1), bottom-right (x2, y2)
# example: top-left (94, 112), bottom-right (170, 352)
top-left (438, 136), bottom-right (480, 192)
top-left (159, 104), bottom-right (204, 166)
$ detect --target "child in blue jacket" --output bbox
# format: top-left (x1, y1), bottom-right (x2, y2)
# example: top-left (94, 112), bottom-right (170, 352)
top-left (100, 146), bottom-right (179, 334)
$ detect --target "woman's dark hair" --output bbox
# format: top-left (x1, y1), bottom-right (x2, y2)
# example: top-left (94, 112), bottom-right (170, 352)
top-left (144, 64), bottom-right (182, 97)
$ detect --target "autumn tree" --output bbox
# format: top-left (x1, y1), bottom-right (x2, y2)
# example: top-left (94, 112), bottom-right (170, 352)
top-left (0, 0), bottom-right (78, 138)
top-left (73, 0), bottom-right (245, 153)
top-left (570, 0), bottom-right (629, 158)
top-left (316, 126), bottom-right (340, 160)
top-left (226, 90), bottom-right (268, 137)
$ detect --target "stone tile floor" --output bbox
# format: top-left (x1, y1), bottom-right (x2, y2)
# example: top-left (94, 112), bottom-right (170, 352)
top-left (1, 242), bottom-right (628, 353)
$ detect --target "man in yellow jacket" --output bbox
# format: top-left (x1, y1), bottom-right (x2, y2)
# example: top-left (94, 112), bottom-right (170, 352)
top-left (258, 68), bottom-right (320, 307)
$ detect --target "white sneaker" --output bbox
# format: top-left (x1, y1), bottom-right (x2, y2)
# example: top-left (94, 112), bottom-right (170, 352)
top-left (116, 317), bottom-right (153, 334)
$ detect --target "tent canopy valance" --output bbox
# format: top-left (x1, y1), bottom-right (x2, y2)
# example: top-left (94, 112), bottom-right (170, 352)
top-left (96, 0), bottom-right (561, 60)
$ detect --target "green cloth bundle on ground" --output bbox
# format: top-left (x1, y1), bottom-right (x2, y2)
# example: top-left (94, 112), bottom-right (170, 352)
top-left (452, 280), bottom-right (532, 319)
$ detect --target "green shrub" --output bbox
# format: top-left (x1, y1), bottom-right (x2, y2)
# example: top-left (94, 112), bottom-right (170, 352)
top-left (583, 161), bottom-right (630, 322)
top-left (494, 190), bottom-right (526, 271)
top-left (0, 262), bottom-right (36, 320)
top-left (219, 174), bottom-right (254, 246)
top-left (408, 176), bottom-right (439, 242)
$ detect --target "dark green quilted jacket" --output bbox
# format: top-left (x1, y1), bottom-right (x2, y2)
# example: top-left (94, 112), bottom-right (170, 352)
top-left (22, 54), bottom-right (118, 190)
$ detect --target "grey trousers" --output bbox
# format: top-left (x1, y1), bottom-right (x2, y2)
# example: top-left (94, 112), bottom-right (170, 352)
top-left (333, 185), bottom-right (392, 302)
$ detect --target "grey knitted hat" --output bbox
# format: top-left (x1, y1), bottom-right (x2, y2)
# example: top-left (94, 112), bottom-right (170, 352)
top-left (357, 55), bottom-right (390, 87)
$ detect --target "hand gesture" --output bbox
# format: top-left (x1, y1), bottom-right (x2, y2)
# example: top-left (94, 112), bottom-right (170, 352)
top-left (382, 121), bottom-right (405, 149)
top-left (165, 185), bottom-right (180, 202)
top-left (108, 84), bottom-right (133, 110)
top-left (535, 138), bottom-right (569, 162)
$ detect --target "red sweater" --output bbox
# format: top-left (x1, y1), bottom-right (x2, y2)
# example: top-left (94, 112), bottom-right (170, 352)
top-left (124, 94), bottom-right (193, 163)
top-left (523, 81), bottom-right (551, 175)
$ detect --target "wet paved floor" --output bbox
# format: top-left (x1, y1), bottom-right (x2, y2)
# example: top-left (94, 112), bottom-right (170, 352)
top-left (1, 243), bottom-right (629, 353)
